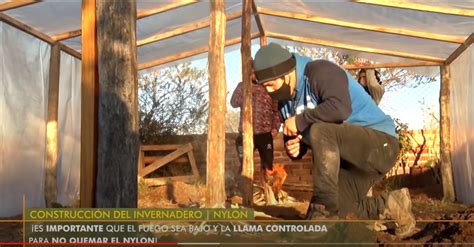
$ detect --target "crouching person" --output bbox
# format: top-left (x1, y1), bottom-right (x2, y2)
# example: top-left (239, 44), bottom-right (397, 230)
top-left (252, 43), bottom-right (416, 238)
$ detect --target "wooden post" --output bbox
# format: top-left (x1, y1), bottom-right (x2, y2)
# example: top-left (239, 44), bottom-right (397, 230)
top-left (440, 65), bottom-right (456, 202)
top-left (80, 0), bottom-right (98, 208)
top-left (260, 35), bottom-right (267, 47)
top-left (206, 0), bottom-right (227, 208)
top-left (241, 0), bottom-right (254, 207)
top-left (95, 0), bottom-right (139, 208)
top-left (45, 43), bottom-right (60, 207)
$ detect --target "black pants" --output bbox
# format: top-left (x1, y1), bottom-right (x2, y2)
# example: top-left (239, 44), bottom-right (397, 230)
top-left (307, 122), bottom-right (399, 219)
top-left (236, 132), bottom-right (274, 173)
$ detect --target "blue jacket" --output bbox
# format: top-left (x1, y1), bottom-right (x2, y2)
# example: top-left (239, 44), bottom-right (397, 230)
top-left (279, 54), bottom-right (397, 141)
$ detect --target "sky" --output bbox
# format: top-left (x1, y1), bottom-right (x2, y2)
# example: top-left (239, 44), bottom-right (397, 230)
top-left (189, 45), bottom-right (440, 130)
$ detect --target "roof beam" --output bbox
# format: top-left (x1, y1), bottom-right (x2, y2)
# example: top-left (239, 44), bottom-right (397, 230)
top-left (0, 12), bottom-right (54, 43)
top-left (138, 33), bottom-right (259, 70)
top-left (0, 0), bottom-right (39, 12)
top-left (52, 0), bottom-right (199, 42)
top-left (445, 33), bottom-right (474, 65)
top-left (266, 32), bottom-right (445, 63)
top-left (252, 0), bottom-right (267, 46)
top-left (137, 11), bottom-right (242, 47)
top-left (137, 0), bottom-right (199, 19)
top-left (343, 61), bottom-right (441, 70)
top-left (353, 0), bottom-right (474, 17)
top-left (259, 7), bottom-right (464, 44)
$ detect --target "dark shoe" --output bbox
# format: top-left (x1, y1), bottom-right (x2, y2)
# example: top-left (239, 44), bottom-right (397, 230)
top-left (382, 188), bottom-right (416, 238)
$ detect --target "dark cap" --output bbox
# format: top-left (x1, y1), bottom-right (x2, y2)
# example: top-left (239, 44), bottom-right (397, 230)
top-left (253, 43), bottom-right (296, 84)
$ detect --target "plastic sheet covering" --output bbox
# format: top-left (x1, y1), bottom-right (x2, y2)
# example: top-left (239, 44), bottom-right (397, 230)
top-left (449, 45), bottom-right (474, 204)
top-left (0, 22), bottom-right (50, 216)
top-left (56, 52), bottom-right (81, 207)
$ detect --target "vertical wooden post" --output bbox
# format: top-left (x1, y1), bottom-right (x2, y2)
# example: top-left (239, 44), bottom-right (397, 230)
top-left (440, 65), bottom-right (456, 202)
top-left (80, 0), bottom-right (98, 208)
top-left (206, 0), bottom-right (227, 208)
top-left (45, 43), bottom-right (60, 207)
top-left (95, 0), bottom-right (139, 208)
top-left (260, 35), bottom-right (267, 47)
top-left (241, 0), bottom-right (254, 207)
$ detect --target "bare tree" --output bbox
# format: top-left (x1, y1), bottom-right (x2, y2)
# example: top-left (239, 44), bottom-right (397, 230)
top-left (138, 63), bottom-right (209, 144)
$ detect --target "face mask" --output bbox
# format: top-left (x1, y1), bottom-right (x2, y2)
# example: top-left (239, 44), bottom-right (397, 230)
top-left (269, 82), bottom-right (292, 101)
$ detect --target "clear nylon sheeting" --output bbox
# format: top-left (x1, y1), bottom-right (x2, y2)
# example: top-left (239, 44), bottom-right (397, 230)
top-left (56, 52), bottom-right (81, 207)
top-left (450, 45), bottom-right (474, 204)
top-left (0, 22), bottom-right (49, 216)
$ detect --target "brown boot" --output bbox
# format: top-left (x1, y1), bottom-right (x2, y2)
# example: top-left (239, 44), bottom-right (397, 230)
top-left (381, 188), bottom-right (416, 238)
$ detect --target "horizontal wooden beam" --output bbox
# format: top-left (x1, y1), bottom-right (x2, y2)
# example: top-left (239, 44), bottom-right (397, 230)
top-left (137, 0), bottom-right (199, 19)
top-left (353, 0), bottom-right (474, 17)
top-left (0, 0), bottom-right (39, 12)
top-left (137, 11), bottom-right (242, 47)
top-left (59, 43), bottom-right (81, 60)
top-left (444, 33), bottom-right (474, 65)
top-left (266, 32), bottom-right (445, 63)
top-left (343, 61), bottom-right (442, 70)
top-left (258, 7), bottom-right (464, 44)
top-left (52, 29), bottom-right (81, 42)
top-left (138, 32), bottom-right (260, 70)
top-left (0, 12), bottom-right (54, 43)
top-left (53, 0), bottom-right (199, 42)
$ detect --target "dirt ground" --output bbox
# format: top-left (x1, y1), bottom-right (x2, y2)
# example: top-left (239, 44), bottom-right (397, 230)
top-left (2, 177), bottom-right (472, 245)
top-left (138, 177), bottom-right (474, 245)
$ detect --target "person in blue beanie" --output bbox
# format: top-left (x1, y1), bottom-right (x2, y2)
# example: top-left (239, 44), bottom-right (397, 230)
top-left (253, 43), bottom-right (415, 238)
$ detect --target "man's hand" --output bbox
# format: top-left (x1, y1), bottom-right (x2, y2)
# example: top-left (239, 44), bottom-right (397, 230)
top-left (286, 135), bottom-right (302, 158)
top-left (283, 116), bottom-right (298, 136)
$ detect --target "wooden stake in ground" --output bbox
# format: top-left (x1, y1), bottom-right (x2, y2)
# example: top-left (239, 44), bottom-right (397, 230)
top-left (45, 43), bottom-right (60, 207)
top-left (80, 0), bottom-right (98, 208)
top-left (206, 0), bottom-right (227, 208)
top-left (241, 0), bottom-right (254, 207)
top-left (439, 65), bottom-right (456, 202)
top-left (95, 0), bottom-right (139, 207)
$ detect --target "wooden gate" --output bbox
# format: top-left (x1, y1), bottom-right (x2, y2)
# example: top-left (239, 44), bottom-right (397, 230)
top-left (138, 143), bottom-right (200, 186)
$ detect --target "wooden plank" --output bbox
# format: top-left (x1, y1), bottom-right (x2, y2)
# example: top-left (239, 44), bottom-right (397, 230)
top-left (343, 61), bottom-right (441, 70)
top-left (445, 33), bottom-right (474, 65)
top-left (0, 13), bottom-right (54, 44)
top-left (44, 43), bottom-right (60, 208)
top-left (143, 156), bottom-right (189, 164)
top-left (241, 0), bottom-right (254, 207)
top-left (52, 0), bottom-right (199, 42)
top-left (140, 144), bottom-right (192, 177)
top-left (258, 7), bottom-right (465, 44)
top-left (143, 175), bottom-right (196, 186)
top-left (138, 33), bottom-right (259, 70)
top-left (187, 148), bottom-right (200, 180)
top-left (52, 30), bottom-right (82, 42)
top-left (59, 43), bottom-right (81, 60)
top-left (439, 65), bottom-right (455, 202)
top-left (353, 0), bottom-right (474, 17)
top-left (267, 32), bottom-right (445, 63)
top-left (137, 0), bottom-right (199, 19)
top-left (137, 11), bottom-right (242, 47)
top-left (252, 0), bottom-right (266, 46)
top-left (141, 144), bottom-right (184, 151)
top-left (0, 0), bottom-right (39, 11)
top-left (206, 0), bottom-right (227, 208)
top-left (80, 0), bottom-right (98, 208)
top-left (95, 0), bottom-right (139, 208)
